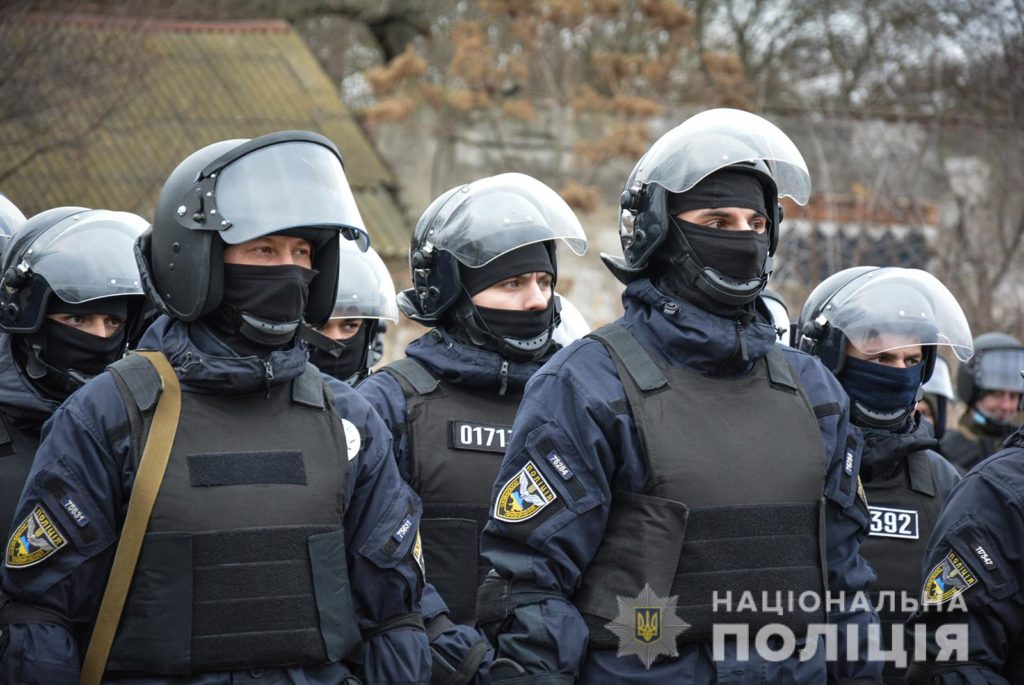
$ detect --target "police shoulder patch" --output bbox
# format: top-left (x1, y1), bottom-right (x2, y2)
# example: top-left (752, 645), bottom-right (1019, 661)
top-left (6, 505), bottom-right (68, 568)
top-left (922, 550), bottom-right (977, 606)
top-left (494, 460), bottom-right (557, 523)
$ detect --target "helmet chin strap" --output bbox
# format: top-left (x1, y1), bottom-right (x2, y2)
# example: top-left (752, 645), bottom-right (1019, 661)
top-left (448, 294), bottom-right (561, 362)
top-left (670, 228), bottom-right (771, 307)
top-left (23, 342), bottom-right (90, 395)
top-left (237, 312), bottom-right (301, 346)
top-left (851, 401), bottom-right (914, 431)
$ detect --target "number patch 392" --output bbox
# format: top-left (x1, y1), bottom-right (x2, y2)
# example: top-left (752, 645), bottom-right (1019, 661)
top-left (868, 506), bottom-right (919, 539)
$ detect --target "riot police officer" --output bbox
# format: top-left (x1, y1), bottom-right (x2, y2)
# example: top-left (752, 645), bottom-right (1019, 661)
top-left (939, 332), bottom-right (1024, 473)
top-left (798, 266), bottom-right (974, 683)
top-left (357, 172), bottom-right (588, 683)
top-left (0, 132), bottom-right (430, 684)
top-left (477, 109), bottom-right (880, 683)
top-left (305, 240), bottom-right (398, 384)
top-left (0, 208), bottom-right (149, 539)
top-left (906, 418), bottom-right (1024, 681)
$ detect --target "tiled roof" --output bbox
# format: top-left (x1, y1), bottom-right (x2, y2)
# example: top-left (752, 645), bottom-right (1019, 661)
top-left (0, 13), bottom-right (410, 257)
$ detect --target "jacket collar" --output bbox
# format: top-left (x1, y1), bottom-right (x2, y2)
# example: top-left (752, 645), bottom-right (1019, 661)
top-left (405, 327), bottom-right (543, 394)
top-left (619, 278), bottom-right (779, 376)
top-left (0, 333), bottom-right (61, 430)
top-left (137, 316), bottom-right (309, 395)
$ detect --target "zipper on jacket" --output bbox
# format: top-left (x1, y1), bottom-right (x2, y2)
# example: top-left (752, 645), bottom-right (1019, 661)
top-left (735, 320), bottom-right (749, 363)
top-left (498, 359), bottom-right (510, 396)
top-left (263, 359), bottom-right (275, 397)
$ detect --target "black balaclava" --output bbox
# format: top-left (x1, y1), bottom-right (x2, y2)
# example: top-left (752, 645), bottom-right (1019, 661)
top-left (16, 297), bottom-right (129, 400)
top-left (447, 242), bottom-right (560, 362)
top-left (651, 168), bottom-right (770, 318)
top-left (305, 321), bottom-right (374, 384)
top-left (839, 356), bottom-right (925, 430)
top-left (205, 263), bottom-right (317, 357)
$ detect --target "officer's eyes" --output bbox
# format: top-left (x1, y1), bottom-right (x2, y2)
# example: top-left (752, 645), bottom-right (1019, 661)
top-left (106, 317), bottom-right (126, 330)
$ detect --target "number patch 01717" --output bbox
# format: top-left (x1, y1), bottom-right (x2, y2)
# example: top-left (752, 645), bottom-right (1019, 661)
top-left (867, 506), bottom-right (919, 539)
top-left (450, 420), bottom-right (513, 454)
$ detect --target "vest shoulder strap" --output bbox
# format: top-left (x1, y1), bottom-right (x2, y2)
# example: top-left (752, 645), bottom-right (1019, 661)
top-left (292, 363), bottom-right (327, 410)
top-left (384, 357), bottom-right (441, 396)
top-left (906, 450), bottom-right (937, 496)
top-left (108, 352), bottom-right (163, 414)
top-left (765, 344), bottom-right (799, 392)
top-left (587, 323), bottom-right (667, 393)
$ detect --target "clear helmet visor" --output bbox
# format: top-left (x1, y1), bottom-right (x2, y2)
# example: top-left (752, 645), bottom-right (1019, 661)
top-left (0, 194), bottom-right (25, 237)
top-left (424, 173), bottom-right (588, 267)
top-left (633, 108), bottom-right (811, 204)
top-left (214, 141), bottom-right (369, 249)
top-left (922, 356), bottom-right (955, 400)
top-left (552, 293), bottom-right (590, 347)
top-left (821, 269), bottom-right (974, 362)
top-left (974, 348), bottom-right (1024, 393)
top-left (26, 210), bottom-right (146, 303)
top-left (331, 241), bottom-right (398, 322)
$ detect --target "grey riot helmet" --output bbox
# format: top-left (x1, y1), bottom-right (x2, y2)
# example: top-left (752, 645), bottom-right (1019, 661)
top-left (956, 332), bottom-right (1024, 427)
top-left (136, 131), bottom-right (369, 330)
top-left (604, 108), bottom-right (810, 306)
top-left (398, 173), bottom-right (587, 361)
top-left (0, 207), bottom-right (148, 395)
top-left (760, 287), bottom-right (792, 346)
top-left (798, 266), bottom-right (973, 428)
top-left (304, 242), bottom-right (398, 383)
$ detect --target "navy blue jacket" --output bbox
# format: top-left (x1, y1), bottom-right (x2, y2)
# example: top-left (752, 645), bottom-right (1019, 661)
top-left (0, 316), bottom-right (430, 685)
top-left (358, 327), bottom-right (544, 683)
top-left (478, 279), bottom-right (882, 684)
top-left (906, 426), bottom-right (1024, 684)
top-left (0, 333), bottom-right (62, 534)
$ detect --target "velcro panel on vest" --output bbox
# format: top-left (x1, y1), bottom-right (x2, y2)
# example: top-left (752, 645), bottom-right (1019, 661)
top-left (191, 526), bottom-right (337, 671)
top-left (187, 451), bottom-right (307, 486)
top-left (420, 513), bottom-right (483, 624)
top-left (577, 491), bottom-right (689, 648)
top-left (669, 501), bottom-right (825, 644)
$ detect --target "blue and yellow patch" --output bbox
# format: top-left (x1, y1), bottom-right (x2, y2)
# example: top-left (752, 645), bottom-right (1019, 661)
top-left (5, 505), bottom-right (67, 568)
top-left (494, 461), bottom-right (557, 523)
top-left (923, 551), bottom-right (977, 605)
top-left (634, 607), bottom-right (661, 644)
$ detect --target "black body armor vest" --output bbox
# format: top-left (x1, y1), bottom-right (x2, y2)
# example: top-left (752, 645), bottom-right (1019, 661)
top-left (103, 354), bottom-right (361, 675)
top-left (575, 324), bottom-right (828, 648)
top-left (861, 450), bottom-right (947, 684)
top-left (0, 413), bottom-right (41, 541)
top-left (383, 357), bottom-right (520, 624)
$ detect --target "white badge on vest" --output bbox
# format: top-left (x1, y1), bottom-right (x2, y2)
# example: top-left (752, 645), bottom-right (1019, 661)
top-left (342, 419), bottom-right (361, 461)
top-left (867, 505), bottom-right (919, 539)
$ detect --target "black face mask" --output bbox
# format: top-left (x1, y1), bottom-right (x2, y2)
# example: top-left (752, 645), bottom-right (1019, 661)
top-left (306, 323), bottom-right (371, 384)
top-left (18, 319), bottom-right (127, 400)
top-left (653, 218), bottom-right (769, 318)
top-left (673, 218), bottom-right (769, 281)
top-left (206, 263), bottom-right (317, 352)
top-left (474, 296), bottom-right (557, 361)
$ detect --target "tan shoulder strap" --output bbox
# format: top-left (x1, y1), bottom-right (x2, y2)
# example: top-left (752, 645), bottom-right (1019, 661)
top-left (80, 351), bottom-right (182, 685)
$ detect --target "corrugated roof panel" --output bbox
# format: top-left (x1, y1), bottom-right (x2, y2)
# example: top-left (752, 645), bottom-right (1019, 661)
top-left (1, 14), bottom-right (408, 257)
